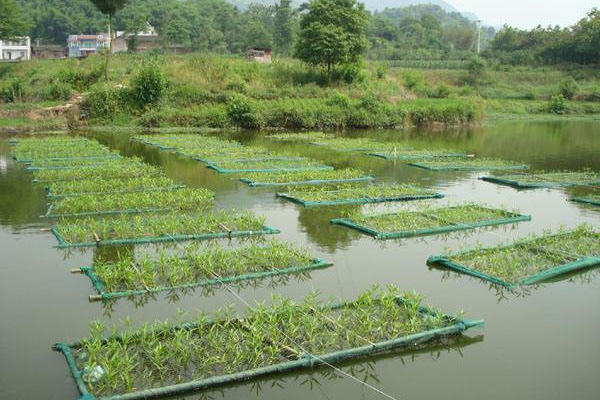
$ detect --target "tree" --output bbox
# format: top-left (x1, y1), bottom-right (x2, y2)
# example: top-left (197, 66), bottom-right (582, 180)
top-left (294, 0), bottom-right (368, 79)
top-left (89, 0), bottom-right (129, 80)
top-left (0, 0), bottom-right (30, 39)
top-left (273, 0), bottom-right (295, 55)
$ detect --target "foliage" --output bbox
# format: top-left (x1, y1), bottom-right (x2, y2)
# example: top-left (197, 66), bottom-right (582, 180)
top-left (294, 0), bottom-right (368, 79)
top-left (47, 176), bottom-right (180, 197)
top-left (241, 168), bottom-right (369, 185)
top-left (558, 77), bottom-right (579, 100)
top-left (465, 56), bottom-right (487, 86)
top-left (0, 0), bottom-right (30, 39)
top-left (71, 287), bottom-right (457, 397)
top-left (546, 94), bottom-right (567, 114)
top-left (281, 183), bottom-right (440, 203)
top-left (129, 58), bottom-right (168, 109)
top-left (84, 84), bottom-right (128, 119)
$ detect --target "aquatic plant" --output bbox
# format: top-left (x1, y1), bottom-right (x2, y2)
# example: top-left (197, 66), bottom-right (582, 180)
top-left (241, 169), bottom-right (370, 185)
top-left (48, 188), bottom-right (214, 216)
top-left (33, 160), bottom-right (161, 182)
top-left (92, 241), bottom-right (316, 294)
top-left (410, 157), bottom-right (528, 171)
top-left (280, 184), bottom-right (440, 203)
top-left (436, 225), bottom-right (600, 284)
top-left (47, 176), bottom-right (181, 197)
top-left (267, 132), bottom-right (334, 141)
top-left (68, 287), bottom-right (461, 398)
top-left (54, 211), bottom-right (269, 244)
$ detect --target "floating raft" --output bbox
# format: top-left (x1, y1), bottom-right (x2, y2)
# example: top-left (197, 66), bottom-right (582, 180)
top-left (241, 176), bottom-right (374, 187)
top-left (276, 185), bottom-right (443, 207)
top-left (53, 293), bottom-right (483, 400)
top-left (368, 151), bottom-right (469, 161)
top-left (51, 226), bottom-right (280, 248)
top-left (570, 196), bottom-right (600, 207)
top-left (481, 172), bottom-right (600, 189)
top-left (46, 185), bottom-right (187, 199)
top-left (409, 159), bottom-right (529, 172)
top-left (428, 226), bottom-right (600, 288)
top-left (207, 164), bottom-right (333, 174)
top-left (81, 259), bottom-right (332, 302)
top-left (331, 205), bottom-right (531, 239)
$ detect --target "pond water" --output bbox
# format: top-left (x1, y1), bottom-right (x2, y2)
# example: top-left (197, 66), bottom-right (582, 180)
top-left (1, 120), bottom-right (599, 400)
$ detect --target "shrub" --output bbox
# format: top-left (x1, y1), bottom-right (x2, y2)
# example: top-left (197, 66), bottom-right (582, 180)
top-left (546, 94), bottom-right (567, 114)
top-left (169, 84), bottom-right (212, 106)
top-left (432, 83), bottom-right (452, 99)
top-left (465, 56), bottom-right (487, 86)
top-left (44, 82), bottom-right (73, 101)
top-left (375, 64), bottom-right (388, 79)
top-left (55, 67), bottom-right (103, 92)
top-left (326, 91), bottom-right (351, 107)
top-left (558, 78), bottom-right (578, 100)
top-left (0, 78), bottom-right (25, 102)
top-left (85, 84), bottom-right (127, 119)
top-left (227, 94), bottom-right (261, 129)
top-left (584, 86), bottom-right (600, 102)
top-left (129, 58), bottom-right (168, 110)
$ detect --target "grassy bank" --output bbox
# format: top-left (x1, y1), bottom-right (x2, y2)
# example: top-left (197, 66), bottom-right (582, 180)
top-left (1, 54), bottom-right (599, 132)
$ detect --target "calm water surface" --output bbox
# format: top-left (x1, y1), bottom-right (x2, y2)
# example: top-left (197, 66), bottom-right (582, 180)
top-left (1, 121), bottom-right (599, 400)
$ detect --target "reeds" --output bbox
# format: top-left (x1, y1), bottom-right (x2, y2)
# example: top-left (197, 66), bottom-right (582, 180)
top-left (48, 188), bottom-right (214, 216)
top-left (71, 287), bottom-right (460, 398)
top-left (55, 211), bottom-right (269, 244)
top-left (93, 241), bottom-right (316, 293)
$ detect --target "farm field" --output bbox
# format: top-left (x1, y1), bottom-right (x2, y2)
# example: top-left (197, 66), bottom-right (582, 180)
top-left (0, 120), bottom-right (599, 400)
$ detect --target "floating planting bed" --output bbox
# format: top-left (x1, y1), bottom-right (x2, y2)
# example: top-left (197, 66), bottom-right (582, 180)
top-left (134, 135), bottom-right (240, 151)
top-left (11, 138), bottom-right (112, 160)
top-left (78, 241), bottom-right (332, 301)
top-left (51, 211), bottom-right (279, 248)
top-left (480, 171), bottom-right (600, 189)
top-left (277, 184), bottom-right (443, 207)
top-left (46, 176), bottom-right (184, 198)
top-left (368, 149), bottom-right (469, 161)
top-left (331, 205), bottom-right (530, 239)
top-left (12, 146), bottom-right (115, 163)
top-left (187, 147), bottom-right (275, 163)
top-left (24, 154), bottom-right (123, 169)
top-left (33, 161), bottom-right (161, 183)
top-left (409, 158), bottom-right (529, 172)
top-left (240, 169), bottom-right (374, 187)
top-left (428, 225), bottom-right (600, 288)
top-left (268, 132), bottom-right (335, 141)
top-left (45, 188), bottom-right (214, 218)
top-left (310, 137), bottom-right (391, 152)
top-left (571, 195), bottom-right (600, 206)
top-left (53, 287), bottom-right (482, 399)
top-left (207, 159), bottom-right (333, 174)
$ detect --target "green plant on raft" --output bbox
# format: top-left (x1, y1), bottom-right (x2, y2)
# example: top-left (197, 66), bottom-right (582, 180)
top-left (267, 132), bottom-right (335, 141)
top-left (54, 210), bottom-right (268, 244)
top-left (133, 134), bottom-right (240, 150)
top-left (93, 241), bottom-right (315, 293)
top-left (344, 205), bottom-right (521, 233)
top-left (49, 188), bottom-right (214, 216)
top-left (33, 160), bottom-right (161, 182)
top-left (281, 184), bottom-right (439, 202)
top-left (410, 157), bottom-right (528, 170)
top-left (47, 176), bottom-right (180, 197)
top-left (241, 168), bottom-right (370, 184)
top-left (211, 158), bottom-right (330, 171)
top-left (68, 286), bottom-right (463, 398)
top-left (440, 225), bottom-right (600, 284)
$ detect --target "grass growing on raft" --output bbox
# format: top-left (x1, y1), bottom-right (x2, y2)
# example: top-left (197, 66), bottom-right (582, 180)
top-left (54, 211), bottom-right (271, 245)
top-left (368, 149), bottom-right (469, 161)
top-left (208, 158), bottom-right (333, 173)
top-left (240, 169), bottom-right (372, 186)
top-left (481, 170), bottom-right (600, 188)
top-left (180, 147), bottom-right (274, 161)
top-left (87, 241), bottom-right (327, 296)
top-left (409, 158), bottom-right (529, 171)
top-left (428, 225), bottom-right (600, 286)
top-left (33, 160), bottom-right (161, 182)
top-left (26, 155), bottom-right (122, 169)
top-left (332, 205), bottom-right (529, 239)
top-left (58, 287), bottom-right (477, 398)
top-left (133, 134), bottom-right (240, 150)
top-left (310, 137), bottom-right (395, 152)
top-left (48, 188), bottom-right (214, 216)
top-left (12, 145), bottom-right (115, 162)
top-left (267, 132), bottom-right (335, 141)
top-left (278, 184), bottom-right (442, 205)
top-left (46, 176), bottom-right (182, 197)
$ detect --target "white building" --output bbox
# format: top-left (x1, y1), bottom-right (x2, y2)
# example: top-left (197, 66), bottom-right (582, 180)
top-left (67, 34), bottom-right (109, 58)
top-left (0, 37), bottom-right (31, 61)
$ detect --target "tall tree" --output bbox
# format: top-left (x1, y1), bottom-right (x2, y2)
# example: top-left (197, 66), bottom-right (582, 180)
top-left (294, 0), bottom-right (368, 78)
top-left (273, 0), bottom-right (295, 54)
top-left (89, 0), bottom-right (129, 80)
top-left (0, 0), bottom-right (30, 39)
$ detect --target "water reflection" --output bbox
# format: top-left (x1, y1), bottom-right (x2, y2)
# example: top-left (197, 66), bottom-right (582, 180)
top-left (172, 334), bottom-right (484, 400)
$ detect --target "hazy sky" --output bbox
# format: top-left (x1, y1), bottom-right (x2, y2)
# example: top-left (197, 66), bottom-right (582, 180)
top-left (450, 0), bottom-right (597, 28)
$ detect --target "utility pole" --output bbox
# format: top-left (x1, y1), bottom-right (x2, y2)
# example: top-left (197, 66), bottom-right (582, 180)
top-left (476, 20), bottom-right (482, 54)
